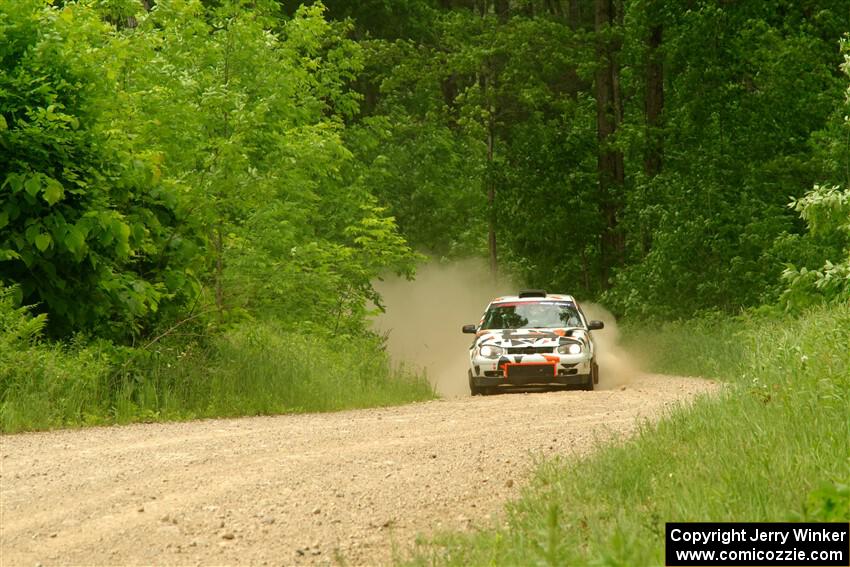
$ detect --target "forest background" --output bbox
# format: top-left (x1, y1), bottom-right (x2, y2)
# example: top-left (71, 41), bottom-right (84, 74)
top-left (1, 0), bottom-right (848, 430)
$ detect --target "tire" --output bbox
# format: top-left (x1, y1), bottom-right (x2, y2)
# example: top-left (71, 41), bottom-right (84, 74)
top-left (469, 372), bottom-right (482, 396)
top-left (582, 361), bottom-right (598, 391)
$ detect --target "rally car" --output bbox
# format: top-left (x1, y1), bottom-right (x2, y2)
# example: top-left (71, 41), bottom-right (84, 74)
top-left (462, 290), bottom-right (604, 395)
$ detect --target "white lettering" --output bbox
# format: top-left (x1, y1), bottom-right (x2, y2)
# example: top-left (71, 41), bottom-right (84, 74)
top-left (751, 528), bottom-right (788, 545)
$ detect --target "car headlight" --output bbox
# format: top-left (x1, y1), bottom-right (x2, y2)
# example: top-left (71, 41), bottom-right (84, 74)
top-left (478, 345), bottom-right (504, 359)
top-left (557, 343), bottom-right (583, 355)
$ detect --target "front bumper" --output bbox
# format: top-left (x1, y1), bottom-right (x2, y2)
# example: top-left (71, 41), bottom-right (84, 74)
top-left (471, 373), bottom-right (591, 387)
top-left (470, 352), bottom-right (592, 385)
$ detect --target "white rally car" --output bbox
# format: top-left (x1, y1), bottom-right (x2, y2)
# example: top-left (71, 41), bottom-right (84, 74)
top-left (462, 290), bottom-right (604, 395)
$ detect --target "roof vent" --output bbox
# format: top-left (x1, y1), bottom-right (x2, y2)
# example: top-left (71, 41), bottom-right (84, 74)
top-left (518, 289), bottom-right (547, 298)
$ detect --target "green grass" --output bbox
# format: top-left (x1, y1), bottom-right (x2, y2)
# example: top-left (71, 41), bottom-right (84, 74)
top-left (0, 320), bottom-right (435, 433)
top-left (405, 302), bottom-right (850, 566)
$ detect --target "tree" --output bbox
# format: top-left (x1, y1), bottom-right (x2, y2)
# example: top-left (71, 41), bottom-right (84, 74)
top-left (0, 0), bottom-right (196, 339)
top-left (111, 0), bottom-right (417, 332)
top-left (781, 39), bottom-right (850, 309)
top-left (594, 0), bottom-right (625, 288)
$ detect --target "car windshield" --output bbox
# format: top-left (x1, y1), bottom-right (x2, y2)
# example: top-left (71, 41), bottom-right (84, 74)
top-left (481, 301), bottom-right (582, 330)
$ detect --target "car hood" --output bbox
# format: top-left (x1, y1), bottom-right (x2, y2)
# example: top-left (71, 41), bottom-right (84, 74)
top-left (475, 328), bottom-right (586, 347)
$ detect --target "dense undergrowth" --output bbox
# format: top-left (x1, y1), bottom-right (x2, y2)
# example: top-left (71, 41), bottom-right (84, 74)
top-left (406, 302), bottom-right (850, 566)
top-left (0, 288), bottom-right (433, 433)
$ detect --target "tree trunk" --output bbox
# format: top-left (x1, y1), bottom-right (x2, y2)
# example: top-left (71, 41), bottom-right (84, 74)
top-left (481, 2), bottom-right (504, 281)
top-left (480, 65), bottom-right (498, 281)
top-left (641, 20), bottom-right (663, 256)
top-left (644, 23), bottom-right (663, 178)
top-left (568, 0), bottom-right (581, 29)
top-left (477, 0), bottom-right (490, 17)
top-left (441, 73), bottom-right (458, 125)
top-left (125, 0), bottom-right (153, 27)
top-left (594, 0), bottom-right (625, 289)
top-left (487, 113), bottom-right (498, 281)
top-left (495, 0), bottom-right (509, 21)
top-left (214, 224), bottom-right (224, 317)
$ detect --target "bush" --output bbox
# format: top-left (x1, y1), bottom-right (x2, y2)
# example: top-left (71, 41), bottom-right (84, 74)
top-left (0, 286), bottom-right (114, 431)
top-left (0, 288), bottom-right (433, 433)
top-left (122, 321), bottom-right (435, 421)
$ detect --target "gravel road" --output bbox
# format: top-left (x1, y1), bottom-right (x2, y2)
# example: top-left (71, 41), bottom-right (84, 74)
top-left (0, 373), bottom-right (716, 566)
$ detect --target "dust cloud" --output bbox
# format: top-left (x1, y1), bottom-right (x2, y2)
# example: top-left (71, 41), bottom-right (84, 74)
top-left (579, 302), bottom-right (641, 389)
top-left (372, 260), bottom-right (517, 397)
top-left (372, 261), bottom-right (640, 396)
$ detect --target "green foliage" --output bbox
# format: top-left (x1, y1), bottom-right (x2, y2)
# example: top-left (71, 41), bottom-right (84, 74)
top-left (5, 0), bottom-right (847, 338)
top-left (607, 2), bottom-right (847, 317)
top-left (109, 0), bottom-right (417, 331)
top-left (0, 283), bottom-right (113, 431)
top-left (3, 0), bottom-right (850, 434)
top-left (0, 285), bottom-right (46, 350)
top-left (347, 6), bottom-right (605, 272)
top-left (346, 113), bottom-right (485, 257)
top-left (0, 282), bottom-right (433, 432)
top-left (800, 482), bottom-right (850, 522)
top-left (782, 184), bottom-right (850, 308)
top-left (406, 302), bottom-right (850, 565)
top-left (780, 42), bottom-right (850, 308)
top-left (620, 313), bottom-right (746, 381)
top-left (0, 0), bottom-right (195, 338)
top-left (336, 1), bottom-right (848, 314)
top-left (2, 0), bottom-right (419, 341)
top-left (0, 0), bottom-right (430, 431)
top-left (286, 0), bottom-right (441, 42)
top-left (135, 321), bottom-right (434, 419)
top-left (346, 31), bottom-right (491, 258)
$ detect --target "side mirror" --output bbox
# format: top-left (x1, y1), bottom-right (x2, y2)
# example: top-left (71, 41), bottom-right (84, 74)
top-left (587, 320), bottom-right (605, 331)
top-left (462, 324), bottom-right (478, 334)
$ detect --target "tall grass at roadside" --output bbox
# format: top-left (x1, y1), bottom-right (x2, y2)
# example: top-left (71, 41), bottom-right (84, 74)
top-left (126, 323), bottom-right (435, 422)
top-left (1, 318), bottom-right (434, 433)
top-left (621, 313), bottom-right (749, 381)
top-left (406, 302), bottom-right (850, 566)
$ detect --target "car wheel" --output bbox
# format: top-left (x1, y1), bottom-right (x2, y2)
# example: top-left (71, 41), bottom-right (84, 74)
top-left (583, 361), bottom-right (598, 391)
top-left (469, 372), bottom-right (482, 396)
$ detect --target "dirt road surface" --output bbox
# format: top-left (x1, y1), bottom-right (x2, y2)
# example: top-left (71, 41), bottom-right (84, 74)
top-left (1, 374), bottom-right (716, 566)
